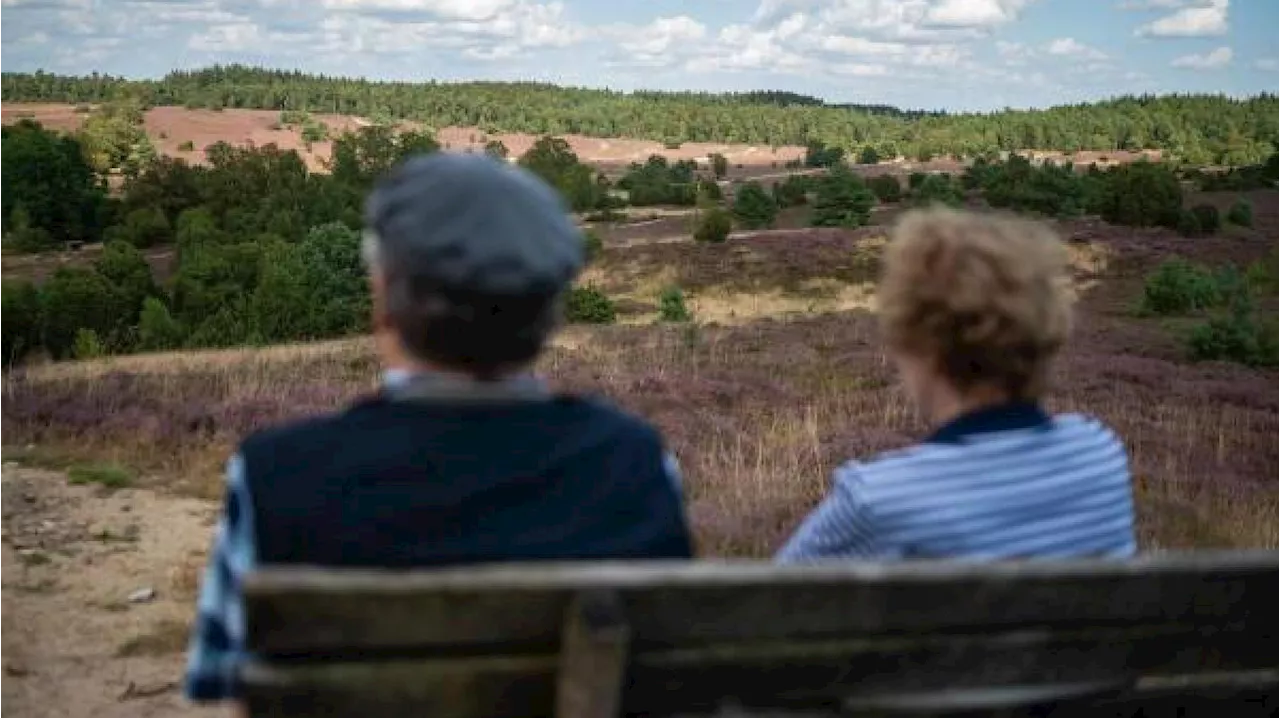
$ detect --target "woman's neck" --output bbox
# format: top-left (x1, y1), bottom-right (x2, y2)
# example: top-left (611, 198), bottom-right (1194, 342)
top-left (929, 385), bottom-right (1016, 426)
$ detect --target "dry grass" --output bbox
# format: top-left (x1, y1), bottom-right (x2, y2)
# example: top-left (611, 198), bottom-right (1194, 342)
top-left (3, 212), bottom-right (1276, 554)
top-left (115, 619), bottom-right (191, 657)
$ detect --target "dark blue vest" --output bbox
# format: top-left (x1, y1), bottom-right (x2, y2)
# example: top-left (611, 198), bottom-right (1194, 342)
top-left (239, 393), bottom-right (693, 566)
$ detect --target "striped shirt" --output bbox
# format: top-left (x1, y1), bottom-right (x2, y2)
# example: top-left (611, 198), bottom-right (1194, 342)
top-left (776, 402), bottom-right (1136, 562)
top-left (183, 369), bottom-right (686, 702)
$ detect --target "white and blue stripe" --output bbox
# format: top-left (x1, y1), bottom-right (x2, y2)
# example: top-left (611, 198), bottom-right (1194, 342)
top-left (776, 403), bottom-right (1137, 562)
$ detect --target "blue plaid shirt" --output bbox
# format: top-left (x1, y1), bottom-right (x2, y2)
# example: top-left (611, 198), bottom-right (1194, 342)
top-left (183, 370), bottom-right (685, 702)
top-left (184, 453), bottom-right (255, 701)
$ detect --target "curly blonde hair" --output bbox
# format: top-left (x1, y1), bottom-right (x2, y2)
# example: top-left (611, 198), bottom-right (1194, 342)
top-left (877, 207), bottom-right (1073, 400)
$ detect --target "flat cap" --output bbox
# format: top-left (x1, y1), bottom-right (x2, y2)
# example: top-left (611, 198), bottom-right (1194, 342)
top-left (364, 152), bottom-right (585, 296)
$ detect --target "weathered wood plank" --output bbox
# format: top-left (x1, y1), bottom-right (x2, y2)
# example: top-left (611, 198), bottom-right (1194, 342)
top-left (242, 656), bottom-right (553, 718)
top-left (555, 591), bottom-right (630, 718)
top-left (244, 552), bottom-right (1276, 654)
top-left (240, 624), bottom-right (1271, 718)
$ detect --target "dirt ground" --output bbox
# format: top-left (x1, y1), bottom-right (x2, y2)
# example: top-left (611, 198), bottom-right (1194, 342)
top-left (1, 465), bottom-right (221, 717)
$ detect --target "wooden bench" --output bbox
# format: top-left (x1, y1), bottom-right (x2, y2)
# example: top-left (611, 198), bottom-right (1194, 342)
top-left (242, 550), bottom-right (1276, 717)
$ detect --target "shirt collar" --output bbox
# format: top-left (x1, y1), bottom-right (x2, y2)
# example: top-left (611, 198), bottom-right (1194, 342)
top-left (381, 368), bottom-right (550, 403)
top-left (926, 401), bottom-right (1051, 444)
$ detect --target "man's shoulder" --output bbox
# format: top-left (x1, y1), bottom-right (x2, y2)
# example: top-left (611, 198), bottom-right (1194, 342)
top-left (237, 394), bottom-right (384, 456)
top-left (237, 392), bottom-right (664, 454)
top-left (560, 393), bottom-right (664, 441)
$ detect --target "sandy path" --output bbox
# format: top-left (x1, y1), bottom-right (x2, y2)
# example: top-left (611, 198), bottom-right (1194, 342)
top-left (1, 466), bottom-right (223, 717)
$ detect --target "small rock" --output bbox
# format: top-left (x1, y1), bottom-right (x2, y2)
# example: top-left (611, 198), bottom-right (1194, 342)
top-left (4, 663), bottom-right (30, 677)
top-left (120, 504), bottom-right (132, 513)
top-left (40, 520), bottom-right (55, 531)
top-left (21, 493), bottom-right (36, 504)
top-left (127, 587), bottom-right (156, 603)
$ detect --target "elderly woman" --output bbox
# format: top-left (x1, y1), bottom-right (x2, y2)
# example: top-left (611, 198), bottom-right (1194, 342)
top-left (778, 207), bottom-right (1136, 561)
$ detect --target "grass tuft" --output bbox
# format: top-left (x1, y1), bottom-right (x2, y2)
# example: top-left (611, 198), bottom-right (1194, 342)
top-left (67, 463), bottom-right (135, 490)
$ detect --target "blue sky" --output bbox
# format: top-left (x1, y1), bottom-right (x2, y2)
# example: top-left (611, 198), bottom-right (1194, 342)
top-left (2, 0), bottom-right (1276, 111)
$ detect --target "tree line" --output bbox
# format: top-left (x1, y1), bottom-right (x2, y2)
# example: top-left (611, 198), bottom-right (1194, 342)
top-left (2, 65), bottom-right (1276, 165)
top-left (2, 107), bottom-right (1273, 366)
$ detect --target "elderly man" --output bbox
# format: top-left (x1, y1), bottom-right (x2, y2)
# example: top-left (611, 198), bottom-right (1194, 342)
top-left (183, 153), bottom-right (694, 705)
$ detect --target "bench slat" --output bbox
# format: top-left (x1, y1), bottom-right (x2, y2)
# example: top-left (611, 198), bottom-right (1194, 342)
top-left (242, 622), bottom-right (1272, 717)
top-left (244, 553), bottom-right (1275, 655)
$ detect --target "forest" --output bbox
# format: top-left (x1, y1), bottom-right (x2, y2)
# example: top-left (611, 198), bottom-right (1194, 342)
top-left (4, 93), bottom-right (1275, 368)
top-left (2, 66), bottom-right (1277, 164)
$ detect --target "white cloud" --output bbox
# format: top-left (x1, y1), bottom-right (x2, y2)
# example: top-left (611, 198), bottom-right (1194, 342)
top-left (188, 21), bottom-right (268, 51)
top-left (1135, 0), bottom-right (1228, 37)
top-left (1170, 45), bottom-right (1232, 68)
top-left (925, 0), bottom-right (1031, 27)
top-left (1255, 57), bottom-right (1279, 72)
top-left (1046, 37), bottom-right (1107, 60)
top-left (618, 15), bottom-right (706, 59)
top-left (0, 0), bottom-right (92, 7)
top-left (706, 22), bottom-right (814, 71)
top-left (1117, 0), bottom-right (1189, 9)
top-left (819, 35), bottom-right (910, 56)
top-left (830, 62), bottom-right (891, 76)
top-left (320, 0), bottom-right (518, 21)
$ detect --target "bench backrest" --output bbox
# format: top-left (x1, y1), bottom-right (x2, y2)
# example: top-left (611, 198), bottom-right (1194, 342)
top-left (241, 551), bottom-right (1277, 717)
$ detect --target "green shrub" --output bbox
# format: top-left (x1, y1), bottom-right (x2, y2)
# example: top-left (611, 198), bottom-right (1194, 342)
top-left (772, 174), bottom-right (815, 206)
top-left (137, 297), bottom-right (186, 352)
top-left (177, 140), bottom-right (195, 151)
top-left (1190, 204), bottom-right (1220, 235)
top-left (583, 208), bottom-right (626, 222)
top-left (803, 141), bottom-right (844, 168)
top-left (1227, 199), bottom-right (1253, 227)
top-left (912, 174), bottom-right (963, 207)
top-left (68, 463), bottom-right (133, 489)
top-left (867, 175), bottom-right (902, 203)
top-left (1140, 259), bottom-right (1220, 315)
top-left (694, 207), bottom-right (733, 243)
top-left (106, 206), bottom-right (170, 248)
top-left (658, 286), bottom-right (691, 322)
top-left (483, 140), bottom-right (509, 159)
top-left (907, 172), bottom-right (927, 190)
top-left (858, 146), bottom-right (880, 165)
top-left (583, 230), bottom-right (603, 261)
top-left (565, 286), bottom-right (617, 324)
top-left (1188, 310), bottom-right (1277, 368)
top-left (1246, 252), bottom-right (1278, 294)
top-left (1176, 209), bottom-right (1202, 237)
top-left (710, 153), bottom-right (728, 178)
top-left (301, 121), bottom-right (328, 143)
top-left (2, 280), bottom-right (42, 364)
top-left (732, 181), bottom-right (777, 229)
top-left (697, 179), bottom-right (722, 202)
top-left (811, 166), bottom-right (876, 228)
top-left (1098, 161), bottom-right (1182, 228)
top-left (72, 328), bottom-right (105, 359)
top-left (279, 109), bottom-right (309, 126)
top-left (40, 267), bottom-right (129, 358)
top-left (185, 301), bottom-right (256, 348)
top-left (94, 240), bottom-right (158, 319)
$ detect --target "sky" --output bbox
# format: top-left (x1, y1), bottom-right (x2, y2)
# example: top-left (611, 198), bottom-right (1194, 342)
top-left (1, 0), bottom-right (1276, 112)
